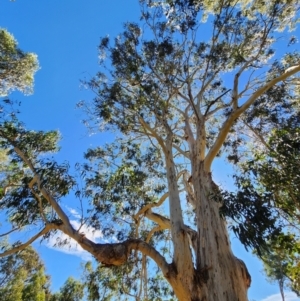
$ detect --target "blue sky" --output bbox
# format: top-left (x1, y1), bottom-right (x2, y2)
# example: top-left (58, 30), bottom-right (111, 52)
top-left (1, 1), bottom-right (299, 300)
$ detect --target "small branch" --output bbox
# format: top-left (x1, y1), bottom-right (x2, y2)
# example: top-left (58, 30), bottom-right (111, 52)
top-left (144, 209), bottom-right (197, 249)
top-left (139, 117), bottom-right (167, 154)
top-left (0, 224), bottom-right (56, 257)
top-left (128, 239), bottom-right (170, 276)
top-left (204, 89), bottom-right (231, 116)
top-left (29, 185), bottom-right (48, 224)
top-left (146, 226), bottom-right (162, 243)
top-left (205, 103), bottom-right (228, 118)
top-left (187, 81), bottom-right (201, 121)
top-left (145, 209), bottom-right (170, 229)
top-left (134, 192), bottom-right (169, 221)
top-left (172, 144), bottom-right (190, 159)
top-left (0, 227), bottom-right (21, 238)
top-left (134, 170), bottom-right (186, 222)
top-left (242, 121), bottom-right (269, 149)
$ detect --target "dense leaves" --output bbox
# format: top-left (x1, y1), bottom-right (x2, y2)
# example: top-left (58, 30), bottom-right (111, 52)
top-left (0, 245), bottom-right (50, 301)
top-left (0, 126), bottom-right (75, 227)
top-left (226, 95), bottom-right (300, 294)
top-left (0, 29), bottom-right (39, 96)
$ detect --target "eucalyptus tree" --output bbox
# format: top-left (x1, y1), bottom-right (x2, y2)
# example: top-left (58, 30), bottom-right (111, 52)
top-left (0, 28), bottom-right (39, 96)
top-left (50, 277), bottom-right (84, 301)
top-left (0, 246), bottom-right (50, 301)
top-left (0, 1), bottom-right (300, 301)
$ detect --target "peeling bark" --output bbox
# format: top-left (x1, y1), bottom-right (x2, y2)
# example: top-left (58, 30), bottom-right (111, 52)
top-left (191, 164), bottom-right (250, 301)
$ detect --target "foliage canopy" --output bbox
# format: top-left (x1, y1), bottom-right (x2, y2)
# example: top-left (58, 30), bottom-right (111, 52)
top-left (1, 0), bottom-right (300, 300)
top-left (0, 29), bottom-right (39, 96)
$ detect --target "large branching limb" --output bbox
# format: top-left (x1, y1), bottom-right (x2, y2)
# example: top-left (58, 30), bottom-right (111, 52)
top-left (0, 132), bottom-right (72, 231)
top-left (204, 65), bottom-right (300, 171)
top-left (240, 65), bottom-right (300, 112)
top-left (9, 143), bottom-right (96, 254)
top-left (0, 223), bottom-right (57, 257)
top-left (183, 171), bottom-right (196, 208)
top-left (2, 142), bottom-right (171, 276)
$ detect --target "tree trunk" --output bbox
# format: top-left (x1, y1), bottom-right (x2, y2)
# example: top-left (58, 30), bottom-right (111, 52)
top-left (161, 156), bottom-right (251, 300)
top-left (187, 163), bottom-right (251, 301)
top-left (279, 279), bottom-right (285, 301)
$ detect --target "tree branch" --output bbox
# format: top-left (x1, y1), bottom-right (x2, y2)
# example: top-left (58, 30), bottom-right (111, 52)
top-left (139, 117), bottom-right (167, 154)
top-left (204, 65), bottom-right (300, 171)
top-left (11, 144), bottom-right (75, 234)
top-left (134, 170), bottom-right (186, 222)
top-left (0, 227), bottom-right (21, 238)
top-left (0, 224), bottom-right (56, 257)
top-left (127, 239), bottom-right (170, 276)
top-left (144, 209), bottom-right (197, 248)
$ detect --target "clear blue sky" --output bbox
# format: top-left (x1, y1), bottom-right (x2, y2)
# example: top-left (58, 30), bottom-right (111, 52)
top-left (1, 1), bottom-right (298, 300)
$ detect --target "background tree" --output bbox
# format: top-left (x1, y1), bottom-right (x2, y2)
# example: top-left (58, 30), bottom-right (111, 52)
top-left (0, 245), bottom-right (51, 301)
top-left (51, 277), bottom-right (84, 301)
top-left (0, 28), bottom-right (39, 96)
top-left (227, 101), bottom-right (300, 297)
top-left (0, 0), bottom-right (300, 300)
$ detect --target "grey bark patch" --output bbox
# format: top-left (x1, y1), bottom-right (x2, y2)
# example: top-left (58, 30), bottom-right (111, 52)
top-left (94, 243), bottom-right (128, 266)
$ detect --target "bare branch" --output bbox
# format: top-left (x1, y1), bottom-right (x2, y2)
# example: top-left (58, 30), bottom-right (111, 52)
top-left (0, 227), bottom-right (21, 238)
top-left (145, 209), bottom-right (170, 229)
top-left (144, 209), bottom-right (197, 247)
